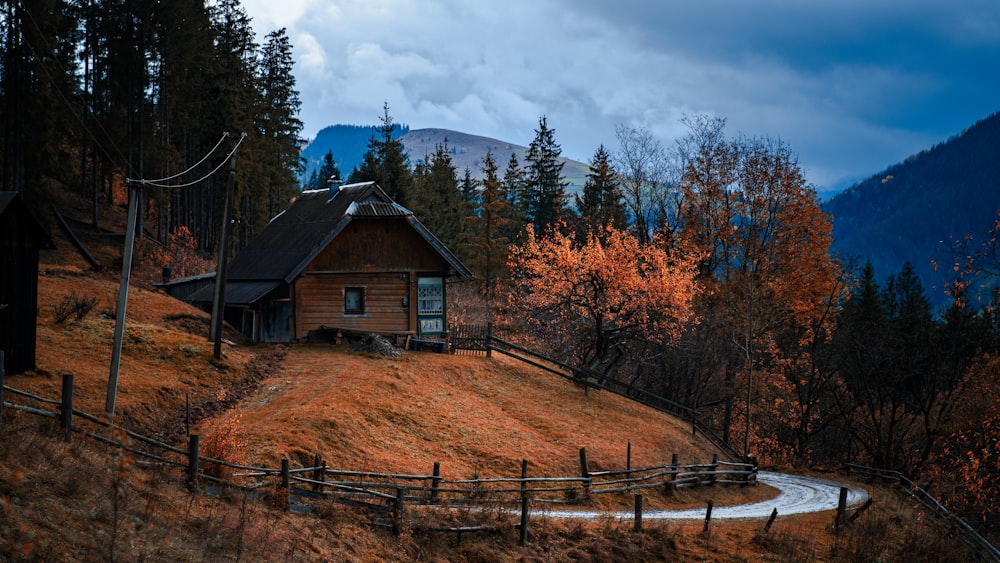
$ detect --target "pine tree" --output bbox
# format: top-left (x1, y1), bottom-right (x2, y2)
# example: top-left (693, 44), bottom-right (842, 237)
top-left (521, 116), bottom-right (568, 229)
top-left (307, 150), bottom-right (341, 189)
top-left (574, 144), bottom-right (626, 239)
top-left (349, 102), bottom-right (411, 205)
top-left (410, 142), bottom-right (462, 252)
top-left (461, 150), bottom-right (517, 301)
top-left (501, 151), bottom-right (527, 241)
top-left (256, 27), bottom-right (303, 219)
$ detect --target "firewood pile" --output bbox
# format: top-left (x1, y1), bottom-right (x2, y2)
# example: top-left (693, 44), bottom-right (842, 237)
top-left (349, 332), bottom-right (403, 359)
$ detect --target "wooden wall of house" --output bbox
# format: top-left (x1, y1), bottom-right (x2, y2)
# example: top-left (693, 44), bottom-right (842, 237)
top-left (0, 202), bottom-right (45, 374)
top-left (307, 218), bottom-right (451, 273)
top-left (293, 272), bottom-right (412, 337)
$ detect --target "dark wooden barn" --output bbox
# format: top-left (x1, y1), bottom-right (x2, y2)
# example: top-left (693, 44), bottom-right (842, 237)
top-left (0, 192), bottom-right (54, 374)
top-left (187, 182), bottom-right (472, 343)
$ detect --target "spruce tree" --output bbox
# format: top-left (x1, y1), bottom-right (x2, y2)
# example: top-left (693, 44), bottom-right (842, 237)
top-left (574, 144), bottom-right (626, 239)
top-left (501, 152), bottom-right (527, 241)
top-left (309, 150), bottom-right (342, 189)
top-left (256, 27), bottom-right (303, 219)
top-left (522, 116), bottom-right (568, 229)
top-left (349, 102), bottom-right (411, 205)
top-left (410, 142), bottom-right (462, 252)
top-left (461, 150), bottom-right (517, 303)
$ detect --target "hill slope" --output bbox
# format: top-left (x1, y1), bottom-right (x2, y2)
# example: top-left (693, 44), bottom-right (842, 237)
top-left (824, 111), bottom-right (1000, 305)
top-left (0, 193), bottom-right (957, 561)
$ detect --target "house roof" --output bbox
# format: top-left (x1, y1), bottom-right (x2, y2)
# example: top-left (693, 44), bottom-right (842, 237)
top-left (225, 181), bottom-right (471, 287)
top-left (0, 192), bottom-right (55, 248)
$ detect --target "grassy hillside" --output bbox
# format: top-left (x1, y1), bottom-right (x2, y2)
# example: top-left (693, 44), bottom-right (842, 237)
top-left (0, 193), bottom-right (966, 561)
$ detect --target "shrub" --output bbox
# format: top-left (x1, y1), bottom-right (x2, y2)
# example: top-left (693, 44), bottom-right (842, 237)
top-left (53, 291), bottom-right (98, 324)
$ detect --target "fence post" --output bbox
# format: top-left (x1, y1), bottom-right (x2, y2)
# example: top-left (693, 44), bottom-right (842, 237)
top-left (486, 322), bottom-right (493, 358)
top-left (626, 441), bottom-right (632, 493)
top-left (187, 434), bottom-right (200, 493)
top-left (393, 487), bottom-right (405, 536)
top-left (710, 453), bottom-right (719, 485)
top-left (579, 447), bottom-right (590, 498)
top-left (834, 487), bottom-right (848, 529)
top-left (519, 459), bottom-right (529, 546)
top-left (764, 507), bottom-right (778, 532)
top-left (633, 494), bottom-right (643, 533)
top-left (703, 500), bottom-right (714, 534)
top-left (312, 453), bottom-right (324, 492)
top-left (281, 458), bottom-right (291, 511)
top-left (430, 461), bottom-right (441, 502)
top-left (60, 374), bottom-right (74, 441)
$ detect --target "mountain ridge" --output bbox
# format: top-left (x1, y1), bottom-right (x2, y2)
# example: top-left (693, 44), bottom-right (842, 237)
top-left (301, 125), bottom-right (590, 194)
top-left (823, 110), bottom-right (1000, 307)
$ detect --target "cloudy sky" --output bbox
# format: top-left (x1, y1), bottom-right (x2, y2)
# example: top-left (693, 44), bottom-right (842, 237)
top-left (242, 0), bottom-right (999, 195)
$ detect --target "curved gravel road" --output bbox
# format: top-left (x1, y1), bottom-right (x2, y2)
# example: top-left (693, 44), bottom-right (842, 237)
top-left (533, 471), bottom-right (869, 520)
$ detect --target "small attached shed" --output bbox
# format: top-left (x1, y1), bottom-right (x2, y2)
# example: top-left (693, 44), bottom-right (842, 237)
top-left (188, 182), bottom-right (471, 342)
top-left (0, 192), bottom-right (54, 374)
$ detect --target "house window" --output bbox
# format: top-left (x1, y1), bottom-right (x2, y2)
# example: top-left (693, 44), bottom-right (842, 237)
top-left (344, 287), bottom-right (365, 314)
top-left (417, 277), bottom-right (443, 315)
top-left (417, 277), bottom-right (444, 336)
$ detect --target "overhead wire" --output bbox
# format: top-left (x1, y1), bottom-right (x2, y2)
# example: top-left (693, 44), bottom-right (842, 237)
top-left (17, 0), bottom-right (131, 176)
top-left (135, 133), bottom-right (247, 189)
top-left (136, 132), bottom-right (231, 183)
top-left (17, 1), bottom-right (241, 191)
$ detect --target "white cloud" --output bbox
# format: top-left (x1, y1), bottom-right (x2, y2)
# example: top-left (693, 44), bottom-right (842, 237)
top-left (245, 0), bottom-right (1000, 192)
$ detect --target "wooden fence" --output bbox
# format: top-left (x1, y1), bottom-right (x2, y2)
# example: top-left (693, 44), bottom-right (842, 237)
top-left (447, 328), bottom-right (742, 462)
top-left (846, 463), bottom-right (1000, 563)
top-left (449, 323), bottom-right (491, 356)
top-left (0, 373), bottom-right (756, 539)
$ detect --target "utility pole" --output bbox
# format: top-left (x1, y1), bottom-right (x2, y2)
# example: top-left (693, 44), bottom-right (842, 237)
top-left (211, 152), bottom-right (237, 358)
top-left (105, 181), bottom-right (140, 419)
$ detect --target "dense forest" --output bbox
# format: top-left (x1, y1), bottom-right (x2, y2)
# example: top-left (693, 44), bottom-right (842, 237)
top-left (824, 111), bottom-right (1000, 308)
top-left (0, 0), bottom-right (302, 254)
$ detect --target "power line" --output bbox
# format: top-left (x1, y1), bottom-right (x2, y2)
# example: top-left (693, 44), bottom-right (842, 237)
top-left (138, 132), bottom-right (231, 184)
top-left (134, 133), bottom-right (247, 189)
top-left (17, 0), bottom-right (131, 176)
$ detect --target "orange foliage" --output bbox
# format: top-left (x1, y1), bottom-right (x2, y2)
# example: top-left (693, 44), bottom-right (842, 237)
top-left (927, 355), bottom-right (1000, 525)
top-left (150, 226), bottom-right (212, 278)
top-left (506, 224), bottom-right (700, 368)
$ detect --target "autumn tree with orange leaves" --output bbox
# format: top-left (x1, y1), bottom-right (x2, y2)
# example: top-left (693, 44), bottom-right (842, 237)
top-left (675, 115), bottom-right (842, 459)
top-left (506, 224), bottom-right (700, 377)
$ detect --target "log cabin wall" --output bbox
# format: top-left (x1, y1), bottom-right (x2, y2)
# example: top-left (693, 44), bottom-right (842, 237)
top-left (293, 272), bottom-right (410, 336)
top-left (307, 218), bottom-right (449, 272)
top-left (294, 217), bottom-right (452, 338)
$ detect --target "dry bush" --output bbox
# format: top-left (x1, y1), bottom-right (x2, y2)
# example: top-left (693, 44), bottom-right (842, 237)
top-left (52, 291), bottom-right (98, 324)
top-left (829, 511), bottom-right (977, 562)
top-left (198, 412), bottom-right (251, 482)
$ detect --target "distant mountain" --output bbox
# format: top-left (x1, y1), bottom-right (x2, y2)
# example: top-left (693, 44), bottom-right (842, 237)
top-left (301, 126), bottom-right (590, 196)
top-left (300, 123), bottom-right (409, 183)
top-left (824, 111), bottom-right (1000, 308)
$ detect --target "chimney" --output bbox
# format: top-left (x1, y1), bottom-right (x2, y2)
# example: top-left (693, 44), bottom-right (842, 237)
top-left (327, 175), bottom-right (342, 201)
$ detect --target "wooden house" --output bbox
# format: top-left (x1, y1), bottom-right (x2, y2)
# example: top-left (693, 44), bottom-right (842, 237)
top-left (187, 182), bottom-right (471, 343)
top-left (0, 192), bottom-right (54, 374)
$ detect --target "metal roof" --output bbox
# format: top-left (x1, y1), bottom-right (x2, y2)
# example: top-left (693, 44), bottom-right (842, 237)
top-left (223, 182), bottom-right (471, 285)
top-left (187, 280), bottom-right (281, 305)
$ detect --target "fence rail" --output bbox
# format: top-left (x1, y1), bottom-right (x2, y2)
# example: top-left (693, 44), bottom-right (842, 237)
top-left (1, 376), bottom-right (756, 538)
top-left (845, 463), bottom-right (1000, 563)
top-left (452, 330), bottom-right (742, 461)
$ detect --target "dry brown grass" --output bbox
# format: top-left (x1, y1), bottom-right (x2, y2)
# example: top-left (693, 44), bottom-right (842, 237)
top-left (0, 191), bottom-right (970, 561)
